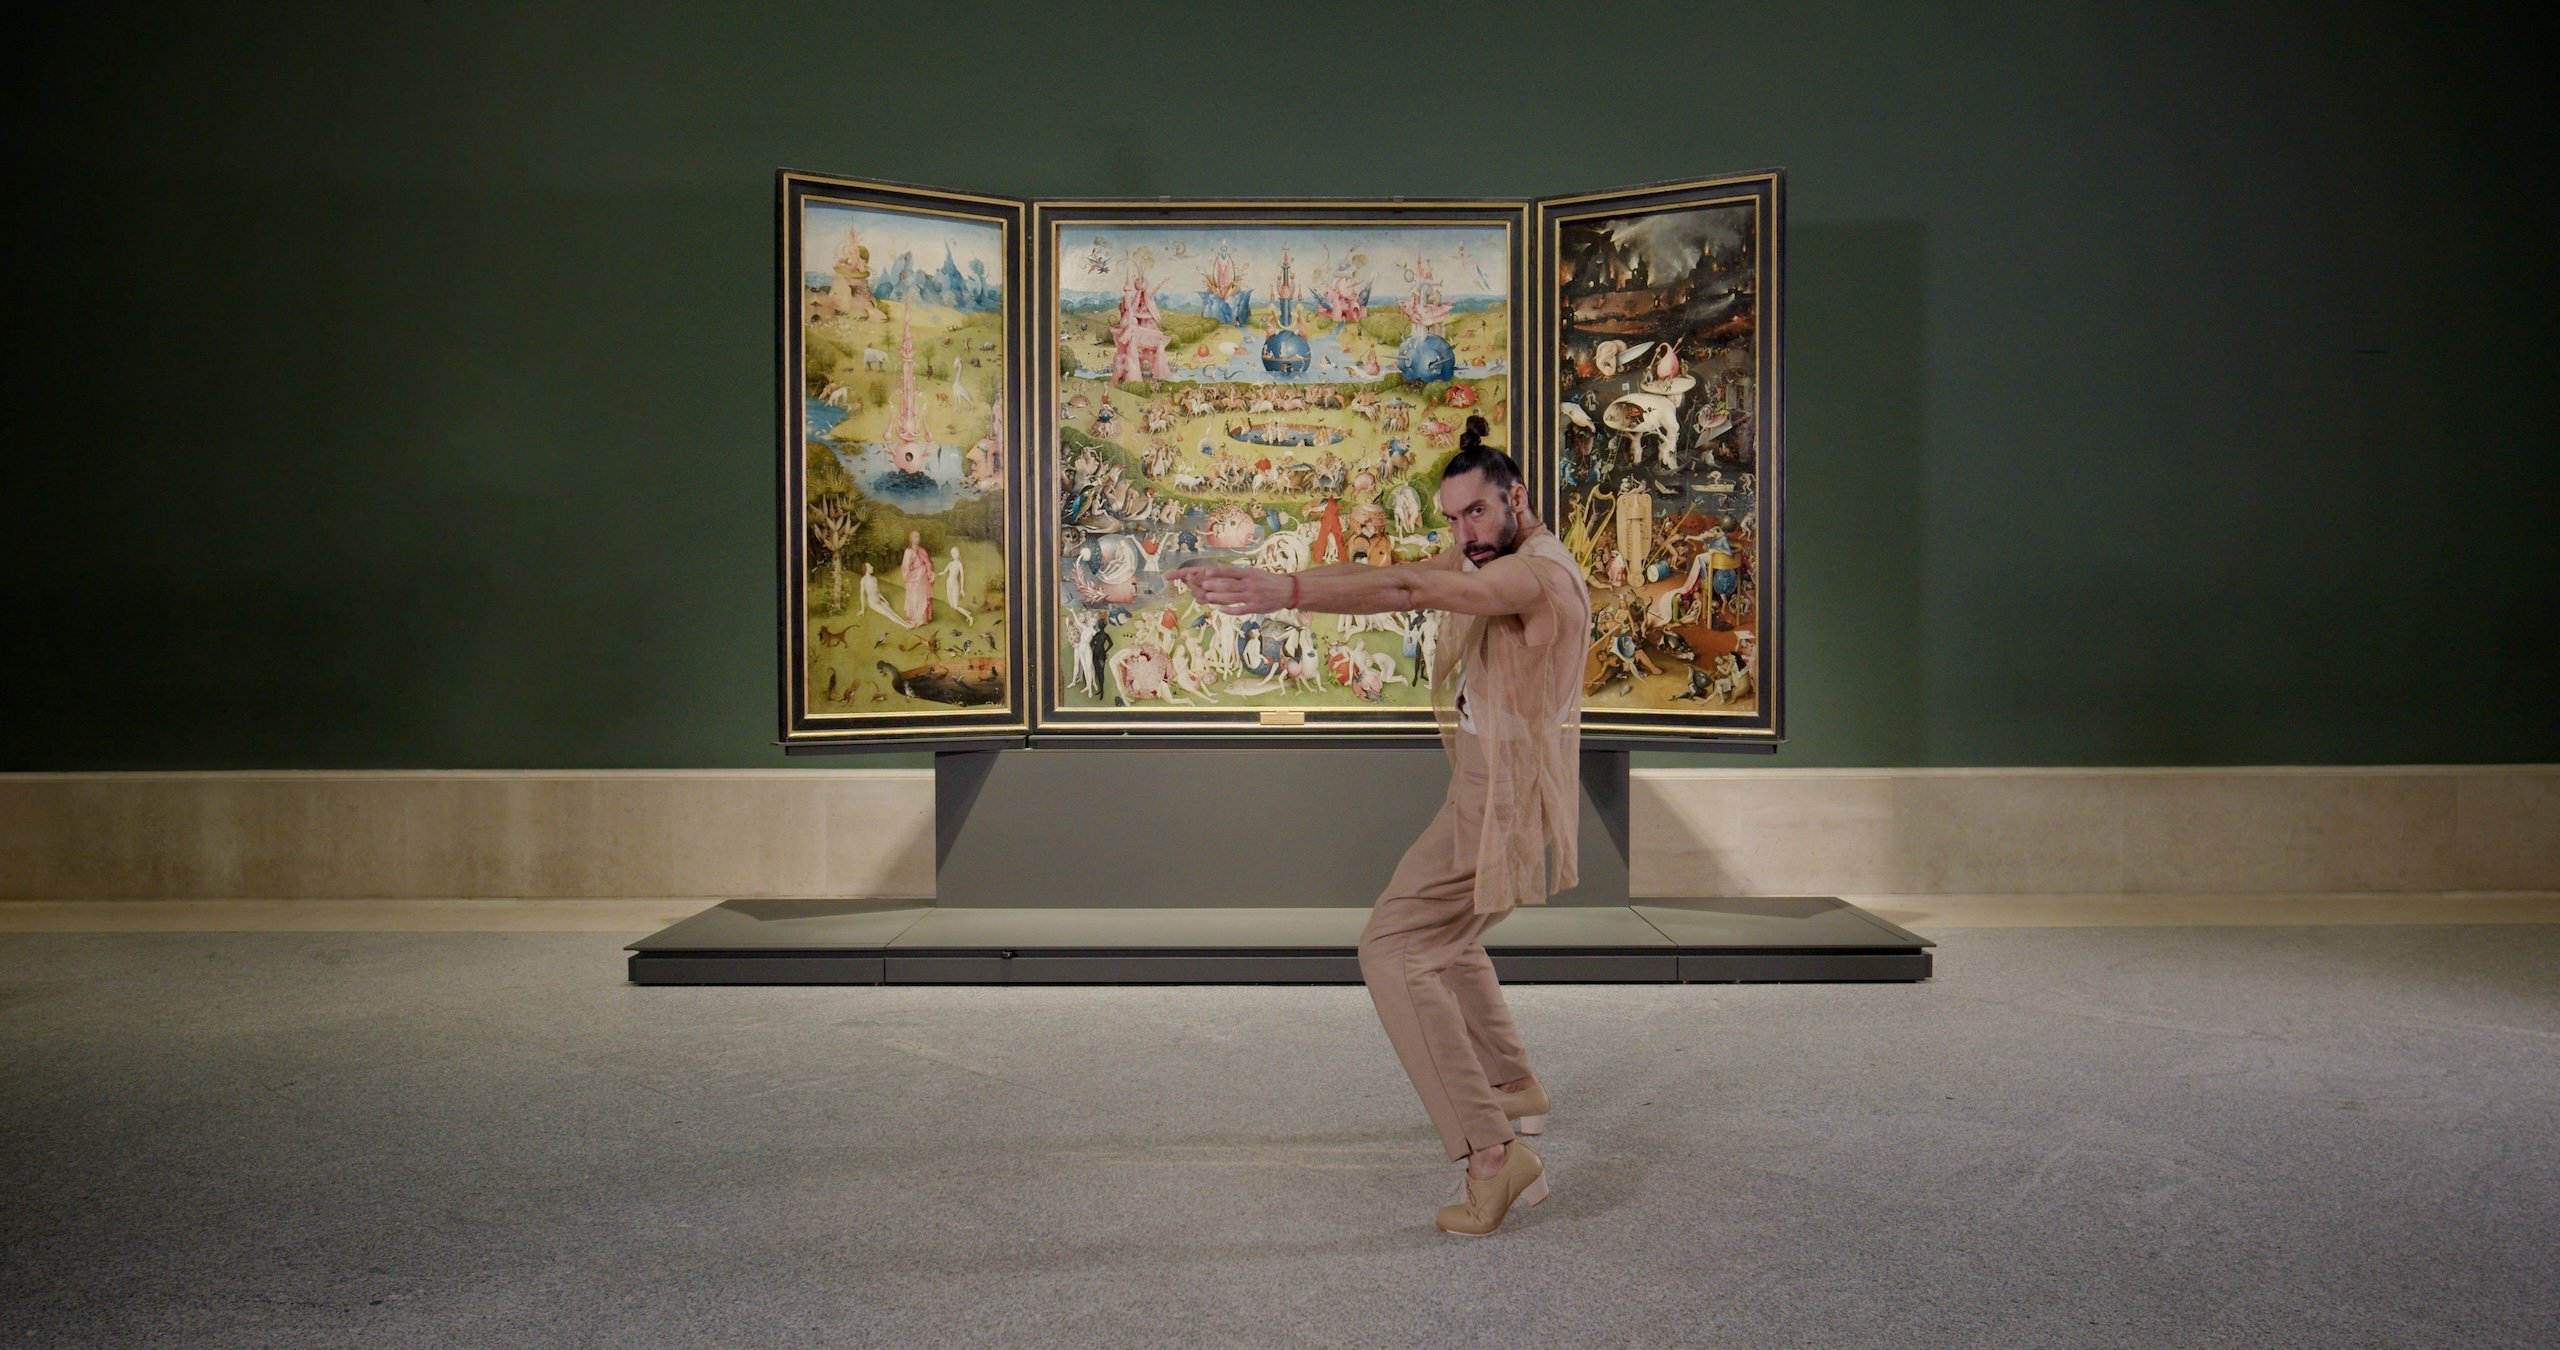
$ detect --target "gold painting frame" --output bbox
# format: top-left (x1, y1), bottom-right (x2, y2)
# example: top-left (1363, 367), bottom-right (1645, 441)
top-left (774, 173), bottom-right (1784, 753)
top-left (1542, 171), bottom-right (1785, 745)
top-left (777, 171), bottom-right (1030, 748)
top-left (1028, 198), bottom-right (1531, 745)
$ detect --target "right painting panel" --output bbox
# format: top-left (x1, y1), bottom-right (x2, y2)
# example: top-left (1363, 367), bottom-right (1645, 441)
top-left (1541, 172), bottom-right (1784, 744)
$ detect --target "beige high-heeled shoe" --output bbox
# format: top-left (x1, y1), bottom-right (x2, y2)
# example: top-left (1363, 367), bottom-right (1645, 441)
top-left (1436, 1140), bottom-right (1548, 1236)
top-left (1497, 1078), bottom-right (1552, 1135)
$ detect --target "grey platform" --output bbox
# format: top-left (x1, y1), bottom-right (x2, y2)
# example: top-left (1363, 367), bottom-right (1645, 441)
top-left (627, 895), bottom-right (1934, 984)
top-left (627, 749), bottom-right (1933, 985)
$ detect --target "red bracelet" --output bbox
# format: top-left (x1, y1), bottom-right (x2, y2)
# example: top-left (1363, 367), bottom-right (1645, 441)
top-left (1289, 575), bottom-right (1301, 609)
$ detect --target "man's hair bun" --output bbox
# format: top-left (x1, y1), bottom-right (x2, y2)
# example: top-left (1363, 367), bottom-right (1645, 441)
top-left (1459, 413), bottom-right (1491, 449)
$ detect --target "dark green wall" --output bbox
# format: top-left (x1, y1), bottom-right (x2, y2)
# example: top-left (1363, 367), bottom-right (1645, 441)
top-left (17, 1), bottom-right (2549, 770)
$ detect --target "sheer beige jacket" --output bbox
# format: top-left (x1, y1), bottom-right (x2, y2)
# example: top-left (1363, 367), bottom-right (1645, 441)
top-left (1429, 524), bottom-right (1592, 915)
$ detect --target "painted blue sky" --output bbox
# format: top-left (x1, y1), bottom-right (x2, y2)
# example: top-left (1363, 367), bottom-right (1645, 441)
top-left (1055, 224), bottom-right (1509, 301)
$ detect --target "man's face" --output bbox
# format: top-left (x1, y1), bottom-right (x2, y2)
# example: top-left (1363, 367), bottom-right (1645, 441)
top-left (1438, 470), bottom-right (1523, 566)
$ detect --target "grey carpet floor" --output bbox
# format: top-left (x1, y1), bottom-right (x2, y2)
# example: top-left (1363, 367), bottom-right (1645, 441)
top-left (1, 926), bottom-right (2554, 1348)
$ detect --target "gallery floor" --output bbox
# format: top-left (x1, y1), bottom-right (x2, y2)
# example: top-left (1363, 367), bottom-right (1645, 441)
top-left (3, 898), bottom-right (2555, 1348)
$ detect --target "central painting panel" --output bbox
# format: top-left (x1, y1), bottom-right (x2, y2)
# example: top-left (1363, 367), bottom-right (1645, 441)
top-left (1032, 202), bottom-right (1528, 740)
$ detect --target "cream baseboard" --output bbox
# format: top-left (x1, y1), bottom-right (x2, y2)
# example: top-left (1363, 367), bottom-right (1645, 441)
top-left (0, 770), bottom-right (937, 902)
top-left (3, 765), bottom-right (2552, 902)
top-left (1629, 765), bottom-right (2559, 897)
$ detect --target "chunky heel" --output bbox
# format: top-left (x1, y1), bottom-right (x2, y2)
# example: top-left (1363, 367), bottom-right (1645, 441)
top-left (1498, 1080), bottom-right (1553, 1135)
top-left (1437, 1141), bottom-right (1547, 1235)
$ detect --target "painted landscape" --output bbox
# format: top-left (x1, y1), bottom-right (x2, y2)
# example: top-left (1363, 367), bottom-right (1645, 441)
top-left (798, 201), bottom-right (1009, 717)
top-left (1049, 223), bottom-right (1512, 711)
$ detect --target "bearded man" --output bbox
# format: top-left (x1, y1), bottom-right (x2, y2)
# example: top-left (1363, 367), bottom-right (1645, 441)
top-left (1170, 415), bottom-right (1587, 1237)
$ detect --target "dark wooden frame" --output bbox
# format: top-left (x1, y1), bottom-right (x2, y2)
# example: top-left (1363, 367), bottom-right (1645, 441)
top-left (1539, 171), bottom-right (1787, 747)
top-left (1027, 198), bottom-right (1530, 744)
top-left (775, 173), bottom-right (1785, 754)
top-left (776, 171), bottom-right (1031, 750)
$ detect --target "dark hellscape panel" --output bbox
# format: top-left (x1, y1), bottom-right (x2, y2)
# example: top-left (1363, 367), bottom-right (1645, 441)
top-left (1540, 172), bottom-right (1786, 746)
top-left (777, 172), bottom-right (1030, 749)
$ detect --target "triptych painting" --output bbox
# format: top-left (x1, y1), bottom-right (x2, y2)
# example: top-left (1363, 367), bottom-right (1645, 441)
top-left (777, 171), bottom-right (1781, 750)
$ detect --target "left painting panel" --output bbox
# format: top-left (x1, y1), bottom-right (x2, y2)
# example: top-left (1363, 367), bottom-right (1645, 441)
top-left (778, 173), bottom-right (1028, 748)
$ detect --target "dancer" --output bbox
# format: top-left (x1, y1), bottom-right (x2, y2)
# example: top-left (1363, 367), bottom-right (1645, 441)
top-left (1171, 416), bottom-right (1587, 1237)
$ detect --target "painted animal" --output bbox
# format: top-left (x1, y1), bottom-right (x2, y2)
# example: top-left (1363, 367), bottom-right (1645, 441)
top-left (1379, 438), bottom-right (1415, 479)
top-left (862, 347), bottom-right (891, 370)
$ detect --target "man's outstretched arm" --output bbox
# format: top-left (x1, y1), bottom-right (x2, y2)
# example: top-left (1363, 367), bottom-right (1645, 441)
top-left (1172, 547), bottom-right (1537, 620)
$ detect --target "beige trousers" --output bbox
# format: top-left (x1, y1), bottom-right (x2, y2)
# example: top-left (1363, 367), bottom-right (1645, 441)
top-left (1357, 731), bottom-right (1534, 1161)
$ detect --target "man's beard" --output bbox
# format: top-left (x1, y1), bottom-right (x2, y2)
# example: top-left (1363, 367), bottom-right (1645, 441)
top-left (1465, 506), bottom-right (1521, 564)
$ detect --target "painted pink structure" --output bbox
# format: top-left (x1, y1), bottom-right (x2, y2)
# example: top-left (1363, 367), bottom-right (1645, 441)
top-left (887, 300), bottom-right (933, 473)
top-left (1400, 257), bottom-right (1454, 332)
top-left (1109, 270), bottom-right (1173, 383)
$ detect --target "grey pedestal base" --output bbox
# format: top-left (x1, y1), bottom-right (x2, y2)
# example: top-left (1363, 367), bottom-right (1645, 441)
top-left (627, 747), bottom-right (1932, 985)
top-left (624, 897), bottom-right (1933, 985)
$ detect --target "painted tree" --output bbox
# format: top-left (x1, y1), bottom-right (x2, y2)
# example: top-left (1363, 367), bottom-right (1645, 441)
top-left (810, 494), bottom-right (868, 612)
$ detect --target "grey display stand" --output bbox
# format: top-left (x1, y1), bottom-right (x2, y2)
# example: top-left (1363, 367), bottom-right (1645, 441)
top-left (628, 748), bottom-right (1932, 985)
